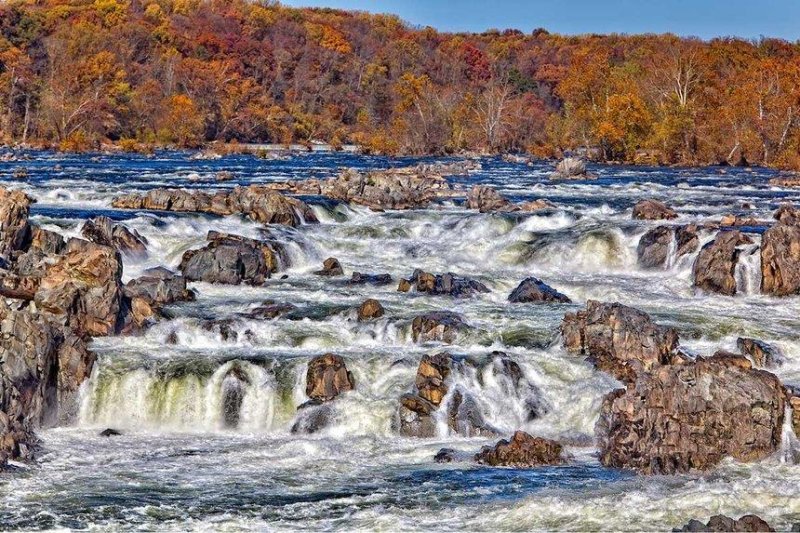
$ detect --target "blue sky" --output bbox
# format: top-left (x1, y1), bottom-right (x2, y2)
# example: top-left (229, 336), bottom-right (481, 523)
top-left (281, 0), bottom-right (800, 40)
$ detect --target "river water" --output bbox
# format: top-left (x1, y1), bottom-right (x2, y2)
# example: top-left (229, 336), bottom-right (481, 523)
top-left (0, 151), bottom-right (799, 530)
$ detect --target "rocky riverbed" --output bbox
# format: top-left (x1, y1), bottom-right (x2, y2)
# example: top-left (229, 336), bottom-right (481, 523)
top-left (1, 150), bottom-right (800, 530)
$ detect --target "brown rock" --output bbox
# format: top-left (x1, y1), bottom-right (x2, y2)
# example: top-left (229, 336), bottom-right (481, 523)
top-left (81, 216), bottom-right (147, 257)
top-left (737, 338), bottom-right (783, 368)
top-left (675, 514), bottom-right (774, 532)
top-left (774, 203), bottom-right (800, 225)
top-left (314, 257), bottom-right (343, 277)
top-left (415, 353), bottom-right (451, 406)
top-left (632, 199), bottom-right (678, 220)
top-left (179, 231), bottom-right (286, 285)
top-left (561, 300), bottom-right (678, 383)
top-left (596, 357), bottom-right (785, 474)
top-left (0, 188), bottom-right (32, 259)
top-left (305, 353), bottom-right (355, 402)
top-left (761, 223), bottom-right (800, 296)
top-left (400, 269), bottom-right (490, 298)
top-left (411, 311), bottom-right (468, 344)
top-left (357, 299), bottom-right (384, 321)
top-left (637, 225), bottom-right (699, 269)
top-left (693, 230), bottom-right (753, 295)
top-left (466, 185), bottom-right (512, 212)
top-left (475, 431), bottom-right (564, 467)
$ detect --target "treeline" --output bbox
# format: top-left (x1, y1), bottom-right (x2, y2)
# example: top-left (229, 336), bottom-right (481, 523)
top-left (1, 0), bottom-right (799, 167)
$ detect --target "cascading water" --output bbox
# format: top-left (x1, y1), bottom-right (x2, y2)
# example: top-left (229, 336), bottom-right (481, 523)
top-left (2, 151), bottom-right (800, 531)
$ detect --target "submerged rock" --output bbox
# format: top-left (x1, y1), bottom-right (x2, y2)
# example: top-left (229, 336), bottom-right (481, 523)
top-left (179, 231), bottom-right (286, 285)
top-left (674, 514), bottom-right (774, 532)
top-left (305, 353), bottom-right (355, 402)
top-left (399, 269), bottom-right (490, 298)
top-left (596, 354), bottom-right (785, 474)
top-left (81, 216), bottom-right (147, 257)
top-left (349, 272), bottom-right (393, 286)
top-left (561, 300), bottom-right (679, 383)
top-left (475, 431), bottom-right (565, 467)
top-left (692, 230), bottom-right (753, 295)
top-left (508, 277), bottom-right (570, 303)
top-left (99, 428), bottom-right (122, 437)
top-left (632, 199), bottom-right (678, 221)
top-left (242, 301), bottom-right (297, 320)
top-left (411, 311), bottom-right (468, 344)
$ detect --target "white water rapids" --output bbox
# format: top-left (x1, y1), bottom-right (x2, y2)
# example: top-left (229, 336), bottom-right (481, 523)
top-left (1, 151), bottom-right (800, 530)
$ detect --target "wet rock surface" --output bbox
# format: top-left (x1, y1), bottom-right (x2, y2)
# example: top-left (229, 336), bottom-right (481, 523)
top-left (81, 216), bottom-right (147, 257)
top-left (465, 185), bottom-right (553, 213)
top-left (761, 222), bottom-right (800, 296)
top-left (674, 514), bottom-right (774, 532)
top-left (508, 277), bottom-right (570, 303)
top-left (357, 299), bottom-right (384, 321)
top-left (314, 257), bottom-right (344, 277)
top-left (411, 311), bottom-right (468, 343)
top-left (179, 231), bottom-right (286, 285)
top-left (398, 269), bottom-right (490, 298)
top-left (632, 199), bottom-right (678, 221)
top-left (693, 230), bottom-right (753, 295)
top-left (474, 431), bottom-right (565, 467)
top-left (550, 158), bottom-right (592, 180)
top-left (637, 225), bottom-right (699, 269)
top-left (305, 353), bottom-right (355, 402)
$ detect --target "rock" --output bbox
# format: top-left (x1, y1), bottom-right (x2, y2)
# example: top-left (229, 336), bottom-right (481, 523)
top-left (282, 166), bottom-right (455, 210)
top-left (12, 167), bottom-right (28, 180)
top-left (508, 277), bottom-right (570, 303)
top-left (34, 243), bottom-right (126, 337)
top-left (550, 158), bottom-right (591, 180)
top-left (774, 203), bottom-right (800, 225)
top-left (112, 186), bottom-right (317, 227)
top-left (81, 216), bottom-right (148, 257)
top-left (305, 353), bottom-right (355, 402)
top-left (349, 272), bottom-right (393, 286)
top-left (28, 227), bottom-right (65, 255)
top-left (215, 171), bottom-right (235, 182)
top-left (787, 385), bottom-right (800, 438)
top-left (466, 185), bottom-right (512, 212)
top-left (561, 300), bottom-right (679, 383)
top-left (399, 269), bottom-right (490, 298)
top-left (242, 301), bottom-right (297, 320)
top-left (674, 514), bottom-right (774, 532)
top-left (314, 257), bottom-right (343, 277)
top-left (693, 230), bottom-right (753, 295)
top-left (761, 223), bottom-right (800, 296)
top-left (415, 353), bottom-right (451, 406)
top-left (124, 268), bottom-right (195, 307)
top-left (290, 401), bottom-right (334, 434)
top-left (179, 231), bottom-right (286, 285)
top-left (475, 431), bottom-right (564, 467)
top-left (637, 225), bottom-right (699, 269)
top-left (397, 394), bottom-right (438, 438)
top-left (737, 338), bottom-right (784, 368)
top-left (632, 199), bottom-right (678, 220)
top-left (596, 356), bottom-right (785, 474)
top-left (516, 199), bottom-right (555, 211)
top-left (434, 448), bottom-right (459, 463)
top-left (0, 188), bottom-right (32, 260)
top-left (357, 299), bottom-right (384, 321)
top-left (411, 311), bottom-right (468, 344)
top-left (99, 428), bottom-right (122, 437)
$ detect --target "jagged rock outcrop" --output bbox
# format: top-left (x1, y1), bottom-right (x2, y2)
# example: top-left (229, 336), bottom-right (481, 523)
top-left (112, 186), bottom-right (317, 227)
top-left (674, 514), bottom-right (774, 532)
top-left (774, 203), bottom-right (800, 225)
top-left (693, 230), bottom-right (753, 295)
top-left (474, 431), bottom-right (565, 467)
top-left (632, 199), bottom-right (678, 220)
top-left (357, 299), bottom-right (384, 321)
top-left (179, 231), bottom-right (286, 285)
top-left (737, 337), bottom-right (784, 368)
top-left (124, 267), bottom-right (196, 308)
top-left (465, 186), bottom-right (554, 213)
top-left (398, 269), bottom-right (490, 298)
top-left (304, 353), bottom-right (355, 403)
top-left (596, 353), bottom-right (785, 474)
top-left (411, 311), bottom-right (468, 343)
top-left (0, 188), bottom-right (32, 260)
top-left (761, 222), bottom-right (800, 296)
top-left (81, 216), bottom-right (147, 257)
top-left (508, 277), bottom-right (571, 303)
top-left (313, 257), bottom-right (343, 277)
top-left (561, 300), bottom-right (679, 383)
top-left (637, 225), bottom-right (699, 269)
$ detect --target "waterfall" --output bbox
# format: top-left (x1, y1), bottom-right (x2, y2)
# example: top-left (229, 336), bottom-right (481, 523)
top-left (735, 242), bottom-right (762, 295)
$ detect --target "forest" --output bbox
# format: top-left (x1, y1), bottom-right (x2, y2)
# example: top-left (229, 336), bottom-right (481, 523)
top-left (1, 0), bottom-right (799, 167)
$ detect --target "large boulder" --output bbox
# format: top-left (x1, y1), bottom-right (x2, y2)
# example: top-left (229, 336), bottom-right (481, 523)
top-left (34, 242), bottom-right (125, 337)
top-left (637, 225), bottom-right (699, 269)
top-left (81, 216), bottom-right (147, 257)
top-left (692, 230), bottom-right (753, 295)
top-left (398, 269), bottom-right (490, 298)
top-left (474, 431), bottom-right (565, 467)
top-left (561, 300), bottom-right (679, 383)
top-left (508, 277), bottom-right (570, 303)
top-left (632, 199), bottom-right (678, 221)
top-left (124, 267), bottom-right (196, 307)
top-left (0, 188), bottom-right (32, 260)
top-left (466, 185), bottom-right (513, 212)
top-left (179, 231), bottom-right (286, 285)
top-left (305, 353), bottom-right (355, 402)
top-left (112, 186), bottom-right (317, 227)
top-left (761, 222), bottom-right (800, 296)
top-left (596, 354), bottom-right (785, 474)
top-left (357, 299), bottom-right (384, 321)
top-left (411, 311), bottom-right (468, 344)
top-left (550, 158), bottom-right (591, 180)
top-left (313, 257), bottom-right (344, 277)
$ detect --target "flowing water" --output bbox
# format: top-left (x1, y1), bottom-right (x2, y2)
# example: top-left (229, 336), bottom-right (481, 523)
top-left (1, 151), bottom-right (800, 530)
